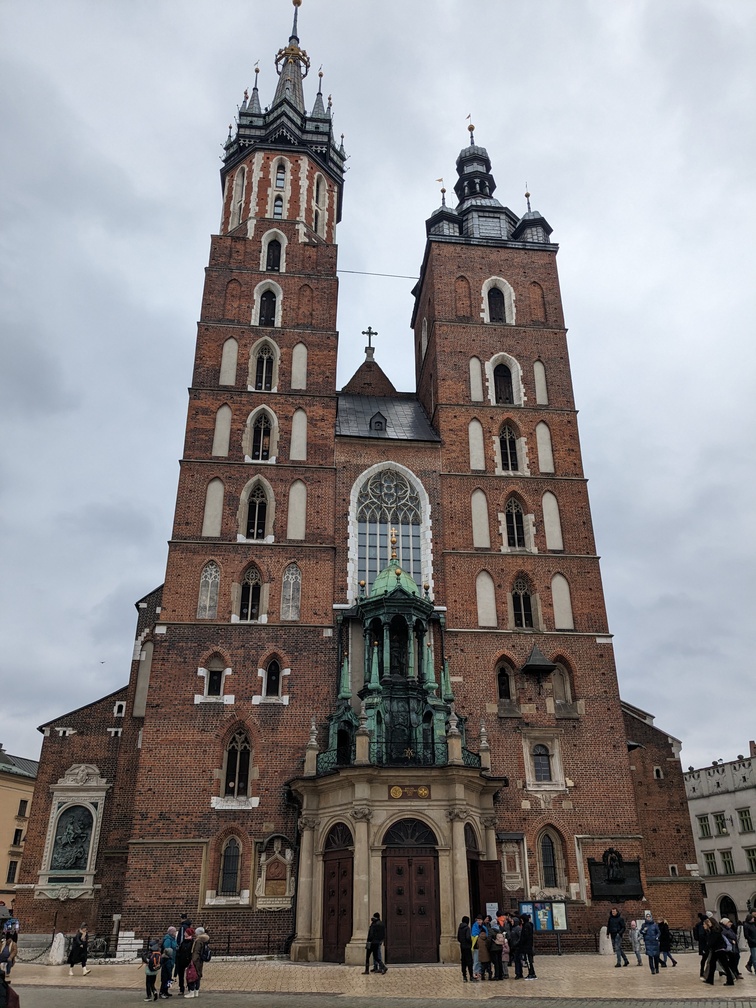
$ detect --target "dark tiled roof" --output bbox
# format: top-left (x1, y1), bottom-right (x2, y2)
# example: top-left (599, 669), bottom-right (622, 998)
top-left (336, 395), bottom-right (440, 442)
top-left (0, 752), bottom-right (39, 779)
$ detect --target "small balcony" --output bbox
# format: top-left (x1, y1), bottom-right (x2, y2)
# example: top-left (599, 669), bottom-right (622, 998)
top-left (315, 741), bottom-right (481, 776)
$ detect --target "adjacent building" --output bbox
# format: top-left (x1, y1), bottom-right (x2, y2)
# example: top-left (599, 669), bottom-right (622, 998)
top-left (14, 3), bottom-right (702, 962)
top-left (684, 742), bottom-right (756, 922)
top-left (0, 745), bottom-right (38, 912)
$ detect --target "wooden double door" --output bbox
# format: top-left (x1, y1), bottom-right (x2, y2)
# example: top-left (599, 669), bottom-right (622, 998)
top-left (322, 850), bottom-right (353, 962)
top-left (383, 847), bottom-right (440, 962)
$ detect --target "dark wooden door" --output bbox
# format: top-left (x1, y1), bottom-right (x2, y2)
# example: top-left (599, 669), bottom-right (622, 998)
top-left (383, 847), bottom-right (439, 962)
top-left (322, 852), bottom-right (353, 962)
top-left (474, 859), bottom-right (504, 914)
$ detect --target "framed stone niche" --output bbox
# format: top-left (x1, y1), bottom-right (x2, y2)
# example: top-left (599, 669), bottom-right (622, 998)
top-left (35, 764), bottom-right (109, 901)
top-left (254, 836), bottom-right (295, 910)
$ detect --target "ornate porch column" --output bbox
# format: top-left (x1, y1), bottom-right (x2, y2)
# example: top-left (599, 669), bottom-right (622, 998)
top-left (290, 815), bottom-right (320, 961)
top-left (345, 804), bottom-right (373, 965)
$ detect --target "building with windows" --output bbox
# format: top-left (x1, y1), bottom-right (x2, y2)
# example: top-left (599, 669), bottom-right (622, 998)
top-left (0, 745), bottom-right (38, 910)
top-left (15, 3), bottom-right (702, 962)
top-left (684, 743), bottom-right (756, 922)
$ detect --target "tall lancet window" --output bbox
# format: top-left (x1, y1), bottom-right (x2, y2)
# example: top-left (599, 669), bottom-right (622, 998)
top-left (356, 469), bottom-right (422, 593)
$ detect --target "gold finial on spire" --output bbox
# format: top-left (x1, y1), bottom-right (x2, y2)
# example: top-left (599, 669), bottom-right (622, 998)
top-left (468, 122), bottom-right (475, 144)
top-left (293, 0), bottom-right (302, 6)
top-left (525, 184), bottom-right (532, 212)
top-left (390, 527), bottom-right (398, 560)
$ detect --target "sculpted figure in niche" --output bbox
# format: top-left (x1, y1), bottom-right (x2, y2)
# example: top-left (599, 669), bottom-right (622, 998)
top-left (602, 847), bottom-right (625, 883)
top-left (51, 806), bottom-right (93, 871)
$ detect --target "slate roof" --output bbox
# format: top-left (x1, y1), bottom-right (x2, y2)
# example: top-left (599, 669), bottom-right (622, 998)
top-left (0, 750), bottom-right (39, 779)
top-left (336, 395), bottom-right (440, 442)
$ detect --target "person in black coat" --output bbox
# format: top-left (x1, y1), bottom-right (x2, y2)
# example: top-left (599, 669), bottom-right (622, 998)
top-left (702, 917), bottom-right (735, 986)
top-left (658, 919), bottom-right (677, 967)
top-left (67, 923), bottom-right (91, 976)
top-left (364, 913), bottom-right (387, 974)
top-left (607, 908), bottom-right (629, 967)
top-left (693, 913), bottom-right (708, 976)
top-left (517, 912), bottom-right (536, 979)
top-left (457, 916), bottom-right (474, 982)
top-left (743, 913), bottom-right (756, 973)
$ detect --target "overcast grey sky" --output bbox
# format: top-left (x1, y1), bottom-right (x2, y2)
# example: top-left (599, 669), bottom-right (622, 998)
top-left (1, 0), bottom-right (754, 770)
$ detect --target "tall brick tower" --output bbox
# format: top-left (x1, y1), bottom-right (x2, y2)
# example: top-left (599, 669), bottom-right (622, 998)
top-left (15, 2), bottom-right (702, 965)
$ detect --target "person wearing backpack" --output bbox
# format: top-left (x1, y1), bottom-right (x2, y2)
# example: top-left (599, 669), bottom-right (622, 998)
top-left (143, 941), bottom-right (161, 1002)
top-left (186, 926), bottom-right (210, 998)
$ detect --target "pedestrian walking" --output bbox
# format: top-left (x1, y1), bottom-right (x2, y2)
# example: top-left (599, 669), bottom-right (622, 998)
top-left (363, 913), bottom-right (387, 974)
top-left (67, 922), bottom-right (91, 976)
top-left (607, 908), bottom-right (629, 967)
top-left (628, 920), bottom-right (643, 965)
top-left (693, 913), bottom-right (708, 976)
top-left (658, 918), bottom-right (677, 967)
top-left (720, 918), bottom-right (742, 978)
top-left (640, 913), bottom-right (660, 974)
top-left (471, 914), bottom-right (485, 979)
top-left (743, 912), bottom-right (756, 973)
top-left (702, 916), bottom-right (735, 985)
top-left (457, 915), bottom-right (474, 982)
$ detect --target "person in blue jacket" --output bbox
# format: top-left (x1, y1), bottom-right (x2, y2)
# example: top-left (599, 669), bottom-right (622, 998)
top-left (640, 913), bottom-right (660, 974)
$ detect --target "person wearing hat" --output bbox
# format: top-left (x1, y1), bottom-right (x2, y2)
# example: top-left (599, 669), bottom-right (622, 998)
top-left (363, 913), bottom-right (387, 974)
top-left (159, 926), bottom-right (178, 998)
top-left (144, 941), bottom-right (161, 1002)
top-left (702, 915), bottom-right (735, 985)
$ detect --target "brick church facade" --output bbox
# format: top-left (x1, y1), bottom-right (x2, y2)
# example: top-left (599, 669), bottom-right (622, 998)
top-left (15, 3), bottom-right (702, 961)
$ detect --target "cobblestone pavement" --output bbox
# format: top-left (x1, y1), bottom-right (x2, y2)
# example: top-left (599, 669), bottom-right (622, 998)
top-left (11, 952), bottom-right (756, 1006)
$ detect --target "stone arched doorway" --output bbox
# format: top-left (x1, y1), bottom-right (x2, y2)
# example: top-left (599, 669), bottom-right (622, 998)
top-left (719, 894), bottom-right (739, 924)
top-left (322, 823), bottom-right (354, 962)
top-left (382, 818), bottom-right (440, 963)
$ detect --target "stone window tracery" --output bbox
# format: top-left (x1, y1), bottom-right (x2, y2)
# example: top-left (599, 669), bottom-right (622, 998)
top-left (197, 562), bottom-right (220, 619)
top-left (499, 424), bottom-right (519, 472)
top-left (356, 469), bottom-right (422, 592)
top-left (246, 486), bottom-right (268, 540)
top-left (224, 731), bottom-right (251, 798)
top-left (512, 575), bottom-right (534, 628)
top-left (281, 563), bottom-right (301, 621)
top-left (240, 565), bottom-right (262, 621)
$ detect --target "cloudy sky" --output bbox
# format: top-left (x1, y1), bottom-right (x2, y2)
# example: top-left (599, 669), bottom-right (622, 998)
top-left (1, 0), bottom-right (754, 771)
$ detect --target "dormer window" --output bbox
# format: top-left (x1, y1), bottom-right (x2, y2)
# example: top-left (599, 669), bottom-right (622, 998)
top-left (369, 412), bottom-right (386, 432)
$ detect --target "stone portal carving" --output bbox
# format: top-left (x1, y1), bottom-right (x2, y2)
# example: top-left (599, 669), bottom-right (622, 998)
top-left (255, 837), bottom-right (295, 910)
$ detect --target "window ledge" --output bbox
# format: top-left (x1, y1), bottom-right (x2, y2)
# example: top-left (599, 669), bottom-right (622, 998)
top-left (194, 695), bottom-right (235, 705)
top-left (497, 701), bottom-right (522, 719)
top-left (252, 695), bottom-right (289, 706)
top-left (210, 796), bottom-right (260, 810)
top-left (204, 889), bottom-right (250, 906)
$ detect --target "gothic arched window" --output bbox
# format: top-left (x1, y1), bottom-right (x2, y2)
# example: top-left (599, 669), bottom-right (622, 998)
top-left (240, 565), bottom-right (262, 621)
top-left (273, 195), bottom-right (284, 219)
top-left (488, 286), bottom-right (506, 323)
top-left (254, 343), bottom-right (274, 391)
top-left (197, 561), bottom-right (220, 619)
top-left (499, 424), bottom-right (519, 471)
top-left (533, 744), bottom-right (552, 782)
top-left (224, 731), bottom-right (251, 797)
top-left (512, 575), bottom-right (534, 628)
top-left (281, 563), bottom-right (301, 621)
top-left (505, 498), bottom-right (525, 548)
top-left (258, 290), bottom-right (276, 327)
top-left (540, 833), bottom-right (557, 886)
top-left (275, 164), bottom-right (286, 189)
top-left (264, 660), bottom-right (281, 698)
top-left (266, 239), bottom-right (281, 272)
top-left (497, 662), bottom-right (514, 701)
top-left (219, 837), bottom-right (241, 895)
top-left (494, 363), bottom-right (514, 404)
top-left (246, 485), bottom-right (268, 540)
top-left (252, 414), bottom-right (272, 460)
top-left (356, 469), bottom-right (422, 593)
